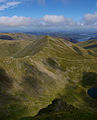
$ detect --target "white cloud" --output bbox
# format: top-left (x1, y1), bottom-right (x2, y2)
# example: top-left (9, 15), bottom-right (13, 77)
top-left (0, 15), bottom-right (77, 29)
top-left (1, 13), bottom-right (97, 31)
top-left (83, 12), bottom-right (97, 26)
top-left (0, 1), bottom-right (21, 11)
top-left (43, 15), bottom-right (65, 24)
top-left (0, 16), bottom-right (33, 27)
top-left (42, 15), bottom-right (76, 26)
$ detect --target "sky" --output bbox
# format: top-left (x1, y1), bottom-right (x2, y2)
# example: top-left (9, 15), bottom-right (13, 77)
top-left (0, 0), bottom-right (97, 31)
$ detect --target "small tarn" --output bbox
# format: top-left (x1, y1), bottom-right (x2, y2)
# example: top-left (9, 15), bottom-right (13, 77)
top-left (88, 87), bottom-right (97, 99)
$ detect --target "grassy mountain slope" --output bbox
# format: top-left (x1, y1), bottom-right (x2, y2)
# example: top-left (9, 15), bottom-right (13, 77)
top-left (0, 33), bottom-right (37, 57)
top-left (0, 34), bottom-right (97, 120)
top-left (0, 40), bottom-right (32, 57)
top-left (77, 39), bottom-right (97, 52)
top-left (15, 36), bottom-right (97, 59)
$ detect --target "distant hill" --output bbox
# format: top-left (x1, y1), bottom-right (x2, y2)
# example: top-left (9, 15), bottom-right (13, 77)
top-left (63, 37), bottom-right (78, 43)
top-left (0, 33), bottom-right (37, 40)
top-left (0, 35), bottom-right (14, 40)
top-left (0, 33), bottom-right (38, 57)
top-left (88, 37), bottom-right (97, 40)
top-left (26, 32), bottom-right (80, 43)
top-left (77, 39), bottom-right (97, 52)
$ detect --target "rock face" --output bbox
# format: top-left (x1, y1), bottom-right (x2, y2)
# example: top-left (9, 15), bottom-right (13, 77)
top-left (21, 98), bottom-right (97, 120)
top-left (37, 99), bottom-right (75, 116)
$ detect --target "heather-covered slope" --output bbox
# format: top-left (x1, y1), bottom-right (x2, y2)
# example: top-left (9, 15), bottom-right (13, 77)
top-left (0, 34), bottom-right (97, 120)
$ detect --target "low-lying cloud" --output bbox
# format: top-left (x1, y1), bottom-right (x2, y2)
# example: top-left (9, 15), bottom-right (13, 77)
top-left (0, 12), bottom-right (97, 31)
top-left (43, 15), bottom-right (66, 24)
top-left (0, 16), bottom-right (32, 27)
top-left (42, 15), bottom-right (77, 28)
top-left (83, 12), bottom-right (97, 26)
top-left (0, 15), bottom-right (77, 28)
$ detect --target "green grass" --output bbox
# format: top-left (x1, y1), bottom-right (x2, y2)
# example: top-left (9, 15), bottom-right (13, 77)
top-left (0, 34), bottom-right (97, 120)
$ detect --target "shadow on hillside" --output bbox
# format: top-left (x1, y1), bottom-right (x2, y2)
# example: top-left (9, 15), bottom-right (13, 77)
top-left (0, 68), bottom-right (13, 97)
top-left (46, 58), bottom-right (59, 69)
top-left (22, 62), bottom-right (56, 97)
top-left (0, 67), bottom-right (28, 120)
top-left (0, 35), bottom-right (14, 40)
top-left (81, 72), bottom-right (97, 108)
top-left (22, 63), bottom-right (44, 96)
top-left (0, 68), bottom-right (13, 86)
top-left (57, 72), bottom-right (97, 109)
top-left (84, 44), bottom-right (97, 49)
top-left (20, 99), bottom-right (75, 120)
top-left (44, 58), bottom-right (65, 71)
top-left (73, 46), bottom-right (83, 56)
top-left (36, 98), bottom-right (75, 117)
top-left (87, 50), bottom-right (97, 57)
top-left (81, 72), bottom-right (97, 87)
top-left (0, 67), bottom-right (18, 106)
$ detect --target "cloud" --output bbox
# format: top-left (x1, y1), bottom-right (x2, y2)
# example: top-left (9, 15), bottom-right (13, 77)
top-left (0, 1), bottom-right (21, 11)
top-left (1, 13), bottom-right (97, 31)
top-left (43, 15), bottom-right (65, 24)
top-left (83, 12), bottom-right (97, 26)
top-left (0, 15), bottom-right (77, 30)
top-left (42, 15), bottom-right (76, 26)
top-left (0, 16), bottom-right (33, 27)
